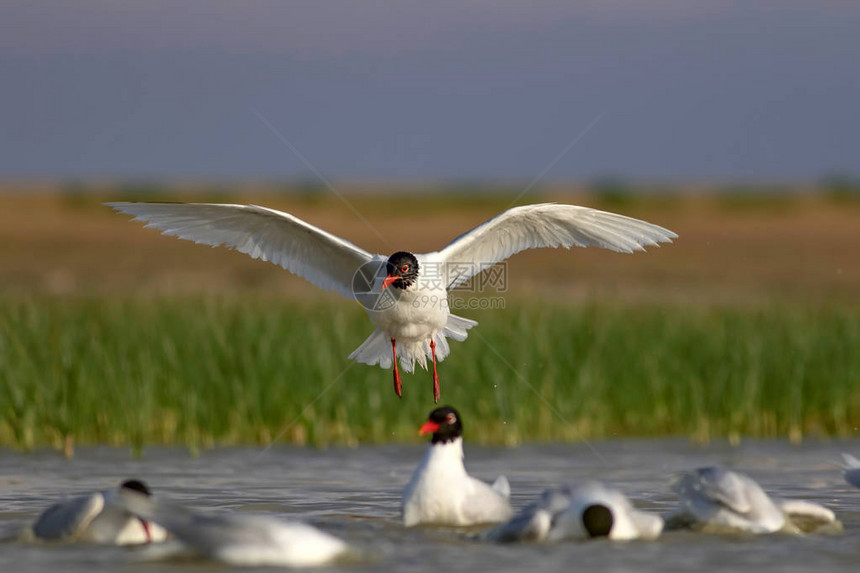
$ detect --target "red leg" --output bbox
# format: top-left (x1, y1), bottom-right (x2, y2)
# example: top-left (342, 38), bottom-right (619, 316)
top-left (391, 339), bottom-right (402, 398)
top-left (430, 339), bottom-right (440, 403)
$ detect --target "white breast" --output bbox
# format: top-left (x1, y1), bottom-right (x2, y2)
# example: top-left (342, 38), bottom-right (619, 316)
top-left (367, 259), bottom-right (449, 339)
top-left (402, 439), bottom-right (511, 527)
top-left (402, 440), bottom-right (469, 526)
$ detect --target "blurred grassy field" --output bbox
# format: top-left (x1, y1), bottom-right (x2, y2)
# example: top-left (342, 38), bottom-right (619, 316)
top-left (0, 182), bottom-right (858, 451)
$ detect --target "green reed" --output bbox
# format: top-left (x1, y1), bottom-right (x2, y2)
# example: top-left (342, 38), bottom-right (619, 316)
top-left (1, 297), bottom-right (857, 451)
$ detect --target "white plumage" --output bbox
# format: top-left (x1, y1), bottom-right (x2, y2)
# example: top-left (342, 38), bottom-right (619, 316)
top-left (118, 490), bottom-right (349, 567)
top-left (666, 466), bottom-right (838, 534)
top-left (435, 203), bottom-right (675, 289)
top-left (106, 202), bottom-right (372, 298)
top-left (108, 201), bottom-right (675, 399)
top-left (484, 481), bottom-right (663, 542)
top-left (29, 481), bottom-right (167, 545)
top-left (402, 407), bottom-right (512, 527)
top-left (401, 436), bottom-right (513, 527)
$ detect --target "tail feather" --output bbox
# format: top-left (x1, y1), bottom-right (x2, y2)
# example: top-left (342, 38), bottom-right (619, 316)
top-left (348, 328), bottom-right (393, 369)
top-left (348, 314), bottom-right (478, 372)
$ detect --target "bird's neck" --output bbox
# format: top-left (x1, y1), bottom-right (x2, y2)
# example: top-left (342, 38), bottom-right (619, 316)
top-left (421, 437), bottom-right (466, 476)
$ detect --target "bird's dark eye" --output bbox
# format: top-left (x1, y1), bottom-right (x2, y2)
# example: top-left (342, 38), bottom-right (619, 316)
top-left (446, 413), bottom-right (457, 424)
top-left (401, 264), bottom-right (409, 273)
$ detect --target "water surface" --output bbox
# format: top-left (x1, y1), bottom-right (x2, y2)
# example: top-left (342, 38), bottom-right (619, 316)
top-left (2, 439), bottom-right (859, 572)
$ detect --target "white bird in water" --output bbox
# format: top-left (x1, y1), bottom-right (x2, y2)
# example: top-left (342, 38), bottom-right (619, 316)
top-left (28, 479), bottom-right (167, 545)
top-left (108, 201), bottom-right (676, 401)
top-left (402, 406), bottom-right (513, 527)
top-left (841, 453), bottom-right (860, 489)
top-left (117, 489), bottom-right (349, 567)
top-left (484, 481), bottom-right (663, 542)
top-left (666, 466), bottom-right (838, 534)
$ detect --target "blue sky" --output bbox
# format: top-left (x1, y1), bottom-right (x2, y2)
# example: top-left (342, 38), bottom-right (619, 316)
top-left (2, 1), bottom-right (859, 182)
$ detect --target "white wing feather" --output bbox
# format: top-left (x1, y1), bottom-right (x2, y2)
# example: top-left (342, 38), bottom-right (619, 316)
top-left (118, 490), bottom-right (347, 567)
top-left (436, 203), bottom-right (677, 289)
top-left (777, 499), bottom-right (835, 523)
top-left (32, 492), bottom-right (105, 540)
top-left (107, 203), bottom-right (374, 299)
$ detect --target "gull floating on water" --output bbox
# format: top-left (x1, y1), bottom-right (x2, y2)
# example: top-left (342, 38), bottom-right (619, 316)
top-left (118, 489), bottom-right (349, 567)
top-left (402, 406), bottom-right (513, 527)
top-left (666, 466), bottom-right (838, 534)
top-left (108, 201), bottom-right (675, 402)
top-left (28, 479), bottom-right (167, 545)
top-left (484, 481), bottom-right (663, 542)
top-left (841, 453), bottom-right (860, 489)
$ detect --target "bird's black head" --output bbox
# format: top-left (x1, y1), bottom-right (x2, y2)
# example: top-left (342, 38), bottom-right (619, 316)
top-left (383, 251), bottom-right (419, 290)
top-left (581, 504), bottom-right (614, 538)
top-left (420, 406), bottom-right (463, 444)
top-left (120, 479), bottom-right (152, 496)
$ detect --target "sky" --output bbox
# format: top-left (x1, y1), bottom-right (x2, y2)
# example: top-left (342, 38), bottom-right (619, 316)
top-left (2, 1), bottom-right (859, 183)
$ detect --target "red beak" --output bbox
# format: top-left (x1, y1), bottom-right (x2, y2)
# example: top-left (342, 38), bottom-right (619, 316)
top-left (419, 420), bottom-right (441, 435)
top-left (382, 274), bottom-right (399, 290)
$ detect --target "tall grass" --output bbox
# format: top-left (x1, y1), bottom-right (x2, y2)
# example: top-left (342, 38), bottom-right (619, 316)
top-left (1, 297), bottom-right (858, 451)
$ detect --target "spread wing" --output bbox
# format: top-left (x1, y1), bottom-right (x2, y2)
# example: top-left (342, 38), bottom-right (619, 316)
top-left (32, 492), bottom-right (104, 541)
top-left (107, 202), bottom-right (375, 299)
top-left (435, 203), bottom-right (677, 289)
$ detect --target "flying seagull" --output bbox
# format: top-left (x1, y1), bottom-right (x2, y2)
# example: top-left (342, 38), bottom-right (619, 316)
top-left (108, 202), bottom-right (676, 401)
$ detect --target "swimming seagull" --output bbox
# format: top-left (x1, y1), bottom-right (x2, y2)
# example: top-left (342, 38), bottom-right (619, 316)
top-left (107, 201), bottom-right (676, 402)
top-left (29, 479), bottom-right (167, 545)
top-left (484, 481), bottom-right (663, 542)
top-left (842, 453), bottom-right (860, 488)
top-left (117, 489), bottom-right (349, 567)
top-left (402, 406), bottom-right (513, 527)
top-left (666, 466), bottom-right (838, 534)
